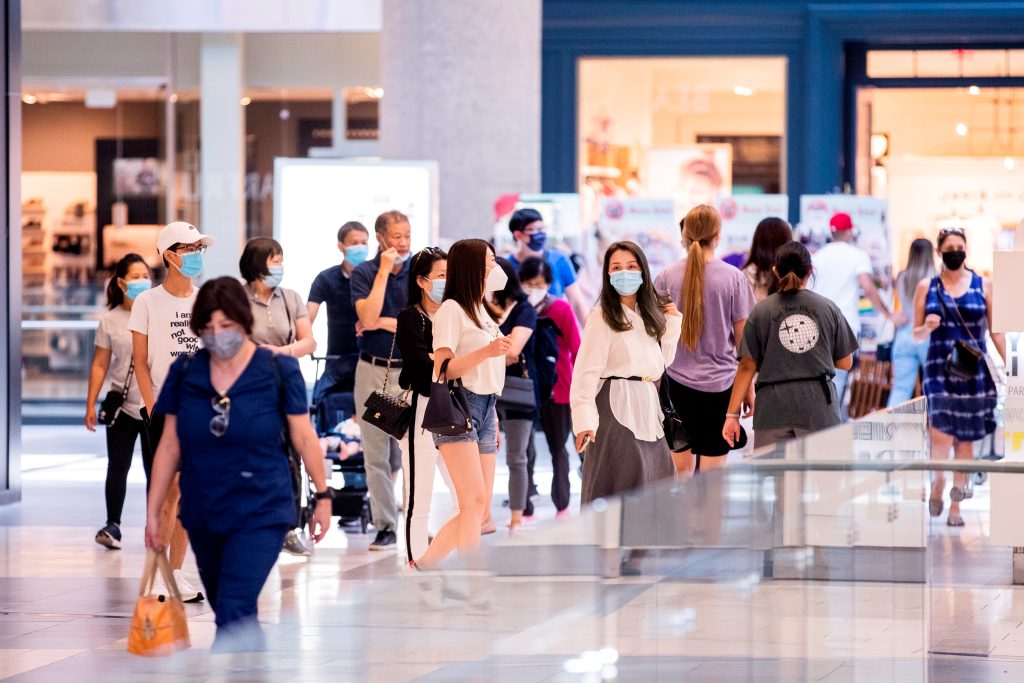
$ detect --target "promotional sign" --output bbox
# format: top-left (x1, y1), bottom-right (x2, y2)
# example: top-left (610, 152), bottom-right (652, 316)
top-left (273, 158), bottom-right (439, 382)
top-left (597, 198), bottom-right (679, 276)
top-left (646, 145), bottom-right (733, 220)
top-left (716, 194), bottom-right (789, 255)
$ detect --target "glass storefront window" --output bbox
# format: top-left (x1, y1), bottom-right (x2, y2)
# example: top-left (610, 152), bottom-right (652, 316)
top-left (867, 49), bottom-right (1024, 79)
top-left (577, 56), bottom-right (787, 221)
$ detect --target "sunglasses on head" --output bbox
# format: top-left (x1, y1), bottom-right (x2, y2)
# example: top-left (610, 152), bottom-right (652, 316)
top-left (939, 227), bottom-right (965, 238)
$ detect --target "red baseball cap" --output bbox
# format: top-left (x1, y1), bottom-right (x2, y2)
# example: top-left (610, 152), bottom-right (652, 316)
top-left (829, 212), bottom-right (854, 232)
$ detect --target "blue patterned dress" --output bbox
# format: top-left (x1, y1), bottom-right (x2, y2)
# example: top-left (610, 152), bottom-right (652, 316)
top-left (922, 273), bottom-right (996, 441)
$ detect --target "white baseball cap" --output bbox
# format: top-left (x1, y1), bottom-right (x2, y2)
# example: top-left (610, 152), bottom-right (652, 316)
top-left (157, 221), bottom-right (215, 254)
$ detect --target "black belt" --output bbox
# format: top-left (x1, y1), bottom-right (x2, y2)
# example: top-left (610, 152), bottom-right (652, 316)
top-left (601, 375), bottom-right (654, 382)
top-left (756, 374), bottom-right (833, 404)
top-left (360, 353), bottom-right (403, 369)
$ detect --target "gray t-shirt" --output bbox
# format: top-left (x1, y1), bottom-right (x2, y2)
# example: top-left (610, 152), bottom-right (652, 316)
top-left (654, 258), bottom-right (755, 392)
top-left (739, 289), bottom-right (858, 431)
top-left (95, 306), bottom-right (143, 420)
top-left (246, 284), bottom-right (308, 348)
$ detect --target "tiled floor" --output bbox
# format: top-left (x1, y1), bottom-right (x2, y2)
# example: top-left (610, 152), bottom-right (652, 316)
top-left (2, 428), bottom-right (1024, 680)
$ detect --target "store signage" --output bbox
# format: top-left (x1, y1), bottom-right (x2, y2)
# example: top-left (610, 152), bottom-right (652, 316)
top-left (597, 198), bottom-right (679, 275)
top-left (716, 194), bottom-right (789, 255)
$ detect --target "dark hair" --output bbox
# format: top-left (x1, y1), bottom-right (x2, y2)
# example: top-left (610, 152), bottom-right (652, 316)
top-left (743, 217), bottom-right (793, 292)
top-left (337, 221), bottom-right (368, 244)
top-left (600, 241), bottom-right (667, 340)
top-left (443, 238), bottom-right (502, 328)
top-left (375, 210), bottom-right (409, 235)
top-left (937, 227), bottom-right (967, 250)
top-left (190, 277), bottom-right (255, 336)
top-left (493, 257), bottom-right (526, 309)
top-left (239, 238), bottom-right (283, 284)
top-left (509, 208), bottom-right (543, 235)
top-left (106, 253), bottom-right (148, 309)
top-left (518, 256), bottom-right (552, 285)
top-left (407, 247), bottom-right (448, 309)
top-left (773, 241), bottom-right (813, 294)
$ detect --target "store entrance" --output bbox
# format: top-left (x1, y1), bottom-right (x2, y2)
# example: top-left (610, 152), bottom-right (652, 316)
top-left (850, 48), bottom-right (1024, 273)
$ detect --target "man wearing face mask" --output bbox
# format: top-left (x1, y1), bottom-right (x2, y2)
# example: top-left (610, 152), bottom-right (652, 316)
top-left (507, 208), bottom-right (591, 323)
top-left (129, 221), bottom-right (213, 602)
top-left (350, 211), bottom-right (412, 551)
top-left (811, 212), bottom-right (894, 417)
top-left (308, 222), bottom-right (370, 399)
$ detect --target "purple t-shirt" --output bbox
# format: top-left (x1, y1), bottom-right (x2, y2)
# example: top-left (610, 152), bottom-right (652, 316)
top-left (654, 259), bottom-right (756, 393)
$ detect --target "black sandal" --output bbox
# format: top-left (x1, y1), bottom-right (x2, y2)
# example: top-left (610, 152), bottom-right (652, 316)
top-left (928, 498), bottom-right (944, 518)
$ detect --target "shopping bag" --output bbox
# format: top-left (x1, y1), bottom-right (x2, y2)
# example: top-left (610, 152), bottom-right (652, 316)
top-left (127, 550), bottom-right (191, 657)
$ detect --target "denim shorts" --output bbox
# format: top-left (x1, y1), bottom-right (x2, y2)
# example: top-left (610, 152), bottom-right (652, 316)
top-left (431, 389), bottom-right (498, 454)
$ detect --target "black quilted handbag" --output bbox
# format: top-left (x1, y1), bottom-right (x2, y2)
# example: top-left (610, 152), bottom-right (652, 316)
top-left (361, 334), bottom-right (413, 440)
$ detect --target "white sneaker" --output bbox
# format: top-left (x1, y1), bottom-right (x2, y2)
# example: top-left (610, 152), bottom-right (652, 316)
top-left (400, 562), bottom-right (446, 610)
top-left (173, 569), bottom-right (205, 603)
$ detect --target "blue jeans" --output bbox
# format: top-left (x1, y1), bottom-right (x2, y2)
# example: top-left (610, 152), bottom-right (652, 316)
top-left (887, 324), bottom-right (929, 407)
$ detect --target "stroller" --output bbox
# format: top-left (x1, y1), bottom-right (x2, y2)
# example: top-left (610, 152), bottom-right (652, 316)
top-left (305, 356), bottom-right (372, 534)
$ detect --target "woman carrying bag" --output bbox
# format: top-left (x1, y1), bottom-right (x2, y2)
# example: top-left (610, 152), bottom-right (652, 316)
top-left (570, 241), bottom-right (681, 504)
top-left (914, 227), bottom-right (1003, 527)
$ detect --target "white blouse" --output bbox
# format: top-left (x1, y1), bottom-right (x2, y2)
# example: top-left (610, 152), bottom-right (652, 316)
top-left (432, 299), bottom-right (505, 395)
top-left (570, 304), bottom-right (682, 442)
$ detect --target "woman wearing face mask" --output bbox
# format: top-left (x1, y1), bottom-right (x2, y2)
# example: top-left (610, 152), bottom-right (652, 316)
top-left (395, 247), bottom-right (461, 564)
top-left (240, 238), bottom-right (318, 557)
top-left (144, 277), bottom-right (332, 653)
top-left (493, 257), bottom-right (537, 532)
top-left (915, 228), bottom-right (1003, 528)
top-left (87, 253), bottom-right (152, 549)
top-left (412, 240), bottom-right (512, 591)
top-left (518, 257), bottom-right (582, 517)
top-left (240, 238), bottom-right (316, 359)
top-left (571, 241), bottom-right (681, 504)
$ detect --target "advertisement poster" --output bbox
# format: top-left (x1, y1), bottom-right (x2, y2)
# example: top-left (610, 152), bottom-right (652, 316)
top-left (597, 198), bottom-right (679, 276)
top-left (646, 145), bottom-right (733, 220)
top-left (716, 194), bottom-right (789, 256)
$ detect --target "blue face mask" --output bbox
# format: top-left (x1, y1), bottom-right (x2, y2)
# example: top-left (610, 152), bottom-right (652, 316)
top-left (609, 270), bottom-right (643, 296)
top-left (345, 244), bottom-right (368, 267)
top-left (178, 251), bottom-right (204, 278)
top-left (125, 279), bottom-right (152, 301)
top-left (263, 265), bottom-right (284, 289)
top-left (526, 232), bottom-right (547, 252)
top-left (427, 278), bottom-right (446, 304)
top-left (394, 252), bottom-right (411, 265)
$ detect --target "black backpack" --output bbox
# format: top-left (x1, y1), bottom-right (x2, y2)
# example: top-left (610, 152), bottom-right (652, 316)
top-left (532, 314), bottom-right (562, 404)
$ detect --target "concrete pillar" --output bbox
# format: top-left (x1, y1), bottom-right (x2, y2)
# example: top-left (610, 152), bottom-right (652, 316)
top-left (379, 0), bottom-right (541, 243)
top-left (199, 33), bottom-right (244, 278)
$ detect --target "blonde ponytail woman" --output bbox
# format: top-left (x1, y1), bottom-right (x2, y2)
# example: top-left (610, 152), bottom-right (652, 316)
top-left (723, 241), bottom-right (858, 449)
top-left (654, 205), bottom-right (755, 475)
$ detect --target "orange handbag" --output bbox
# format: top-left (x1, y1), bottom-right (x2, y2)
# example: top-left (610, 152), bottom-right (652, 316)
top-left (127, 550), bottom-right (191, 657)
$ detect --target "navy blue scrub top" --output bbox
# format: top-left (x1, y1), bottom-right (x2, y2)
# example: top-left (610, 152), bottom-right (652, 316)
top-left (155, 347), bottom-right (308, 534)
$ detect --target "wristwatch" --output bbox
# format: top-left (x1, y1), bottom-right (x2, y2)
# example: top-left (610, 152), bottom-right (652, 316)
top-left (313, 489), bottom-right (333, 502)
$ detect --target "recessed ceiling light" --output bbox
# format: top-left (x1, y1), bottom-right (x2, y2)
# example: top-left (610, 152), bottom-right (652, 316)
top-left (21, 94), bottom-right (36, 104)
top-left (968, 85), bottom-right (981, 96)
top-left (955, 122), bottom-right (968, 136)
top-left (733, 86), bottom-right (754, 97)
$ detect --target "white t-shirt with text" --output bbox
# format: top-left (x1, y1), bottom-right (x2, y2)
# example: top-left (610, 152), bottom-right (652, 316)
top-left (128, 284), bottom-right (199, 406)
top-left (811, 241), bottom-right (873, 336)
top-left (432, 300), bottom-right (505, 395)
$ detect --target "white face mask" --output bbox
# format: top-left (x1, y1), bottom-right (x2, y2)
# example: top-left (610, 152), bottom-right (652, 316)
top-left (525, 287), bottom-right (547, 307)
top-left (485, 265), bottom-right (508, 293)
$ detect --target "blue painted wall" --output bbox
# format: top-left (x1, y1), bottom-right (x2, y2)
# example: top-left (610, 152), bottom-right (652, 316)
top-left (543, 0), bottom-right (1024, 223)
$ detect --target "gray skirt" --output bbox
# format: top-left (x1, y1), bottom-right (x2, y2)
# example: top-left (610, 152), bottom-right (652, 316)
top-left (581, 381), bottom-right (674, 505)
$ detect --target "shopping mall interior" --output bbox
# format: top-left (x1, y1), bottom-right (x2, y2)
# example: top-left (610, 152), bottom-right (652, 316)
top-left (3, 1), bottom-right (1024, 680)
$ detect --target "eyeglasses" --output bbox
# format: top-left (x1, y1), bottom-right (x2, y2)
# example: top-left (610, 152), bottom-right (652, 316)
top-left (210, 396), bottom-right (230, 437)
top-left (939, 227), bottom-right (966, 238)
top-left (174, 243), bottom-right (208, 255)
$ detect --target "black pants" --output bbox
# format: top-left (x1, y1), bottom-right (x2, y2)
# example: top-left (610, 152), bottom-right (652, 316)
top-left (539, 400), bottom-right (574, 512)
top-left (104, 414), bottom-right (155, 525)
top-left (143, 411), bottom-right (166, 484)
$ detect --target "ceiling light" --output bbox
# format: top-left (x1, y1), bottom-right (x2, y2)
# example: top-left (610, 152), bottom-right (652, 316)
top-left (733, 86), bottom-right (754, 97)
top-left (870, 133), bottom-right (889, 159)
top-left (240, 96), bottom-right (252, 106)
top-left (955, 122), bottom-right (968, 136)
top-left (21, 94), bottom-right (36, 104)
top-left (169, 93), bottom-right (179, 103)
top-left (968, 85), bottom-right (981, 96)
top-left (1005, 156), bottom-right (1017, 171)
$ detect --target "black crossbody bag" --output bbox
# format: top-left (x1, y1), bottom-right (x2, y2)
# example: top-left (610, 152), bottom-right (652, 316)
top-left (934, 278), bottom-right (985, 381)
top-left (98, 360), bottom-right (134, 426)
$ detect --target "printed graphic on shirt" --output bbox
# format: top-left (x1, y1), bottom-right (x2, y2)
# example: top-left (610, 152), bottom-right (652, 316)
top-left (778, 313), bottom-right (820, 354)
top-left (171, 310), bottom-right (200, 357)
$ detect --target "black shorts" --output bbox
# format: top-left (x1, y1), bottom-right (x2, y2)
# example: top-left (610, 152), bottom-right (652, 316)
top-left (665, 377), bottom-right (733, 457)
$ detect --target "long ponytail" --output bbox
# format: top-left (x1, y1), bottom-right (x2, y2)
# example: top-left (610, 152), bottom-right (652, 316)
top-left (679, 204), bottom-right (721, 351)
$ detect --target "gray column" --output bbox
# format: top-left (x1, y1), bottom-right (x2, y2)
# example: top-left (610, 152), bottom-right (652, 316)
top-left (380, 0), bottom-right (541, 243)
top-left (199, 33), bottom-right (245, 278)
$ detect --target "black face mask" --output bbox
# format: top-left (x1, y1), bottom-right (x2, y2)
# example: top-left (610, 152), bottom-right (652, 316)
top-left (942, 250), bottom-right (967, 270)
